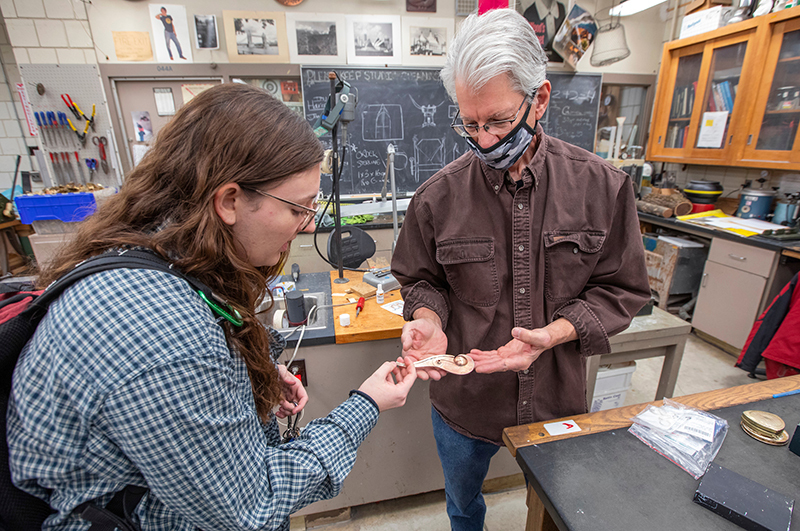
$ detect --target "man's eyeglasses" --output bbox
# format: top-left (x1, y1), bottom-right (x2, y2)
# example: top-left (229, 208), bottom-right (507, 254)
top-left (242, 186), bottom-right (320, 229)
top-left (450, 91), bottom-right (536, 139)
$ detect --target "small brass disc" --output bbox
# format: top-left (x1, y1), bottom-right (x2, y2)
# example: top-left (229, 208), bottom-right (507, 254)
top-left (740, 421), bottom-right (789, 446)
top-left (742, 410), bottom-right (785, 435)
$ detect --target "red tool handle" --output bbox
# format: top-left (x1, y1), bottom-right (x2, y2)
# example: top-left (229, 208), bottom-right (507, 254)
top-left (355, 297), bottom-right (365, 318)
top-left (74, 151), bottom-right (80, 164)
top-left (98, 140), bottom-right (106, 161)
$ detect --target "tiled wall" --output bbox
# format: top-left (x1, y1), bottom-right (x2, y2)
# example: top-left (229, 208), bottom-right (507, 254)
top-left (0, 0), bottom-right (97, 191)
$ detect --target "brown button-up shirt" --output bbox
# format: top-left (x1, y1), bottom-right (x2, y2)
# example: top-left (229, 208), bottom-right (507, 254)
top-left (391, 125), bottom-right (650, 445)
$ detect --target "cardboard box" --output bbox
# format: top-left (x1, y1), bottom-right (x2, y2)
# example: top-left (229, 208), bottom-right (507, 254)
top-left (679, 6), bottom-right (733, 39)
top-left (28, 232), bottom-right (75, 269)
top-left (591, 362), bottom-right (636, 412)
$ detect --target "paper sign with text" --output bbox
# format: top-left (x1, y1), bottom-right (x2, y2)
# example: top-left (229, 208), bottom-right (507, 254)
top-left (543, 420), bottom-right (582, 436)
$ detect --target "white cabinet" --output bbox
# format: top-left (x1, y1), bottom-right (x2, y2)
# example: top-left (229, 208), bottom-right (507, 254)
top-left (692, 238), bottom-right (778, 349)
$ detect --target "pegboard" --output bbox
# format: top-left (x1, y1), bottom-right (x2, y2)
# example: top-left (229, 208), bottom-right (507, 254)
top-left (19, 64), bottom-right (121, 189)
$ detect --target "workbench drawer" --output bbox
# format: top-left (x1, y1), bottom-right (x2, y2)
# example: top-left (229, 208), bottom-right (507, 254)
top-left (707, 238), bottom-right (775, 278)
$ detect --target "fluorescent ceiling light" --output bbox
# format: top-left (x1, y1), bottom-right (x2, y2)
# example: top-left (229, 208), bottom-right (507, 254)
top-left (609, 0), bottom-right (668, 17)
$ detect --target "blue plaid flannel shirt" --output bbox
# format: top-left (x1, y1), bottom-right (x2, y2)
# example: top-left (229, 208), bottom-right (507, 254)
top-left (7, 268), bottom-right (379, 530)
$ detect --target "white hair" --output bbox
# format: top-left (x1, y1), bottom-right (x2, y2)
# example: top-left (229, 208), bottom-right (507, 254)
top-left (441, 9), bottom-right (547, 103)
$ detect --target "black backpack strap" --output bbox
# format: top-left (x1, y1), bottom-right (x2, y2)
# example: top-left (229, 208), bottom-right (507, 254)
top-left (77, 485), bottom-right (147, 531)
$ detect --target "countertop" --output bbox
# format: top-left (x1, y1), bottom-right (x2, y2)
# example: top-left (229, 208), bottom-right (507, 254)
top-left (638, 212), bottom-right (800, 255)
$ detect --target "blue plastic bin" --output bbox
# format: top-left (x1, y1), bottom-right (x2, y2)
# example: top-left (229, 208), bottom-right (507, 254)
top-left (14, 193), bottom-right (97, 224)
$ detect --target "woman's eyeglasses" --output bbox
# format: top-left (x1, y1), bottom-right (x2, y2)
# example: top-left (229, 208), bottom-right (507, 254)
top-left (242, 187), bottom-right (319, 229)
top-left (450, 91), bottom-right (536, 139)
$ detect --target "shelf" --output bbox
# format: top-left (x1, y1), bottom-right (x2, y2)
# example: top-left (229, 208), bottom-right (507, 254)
top-left (668, 117), bottom-right (692, 121)
top-left (777, 56), bottom-right (800, 64)
top-left (764, 109), bottom-right (800, 115)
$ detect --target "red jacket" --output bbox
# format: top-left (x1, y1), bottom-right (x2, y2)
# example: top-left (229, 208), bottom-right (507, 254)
top-left (737, 273), bottom-right (800, 379)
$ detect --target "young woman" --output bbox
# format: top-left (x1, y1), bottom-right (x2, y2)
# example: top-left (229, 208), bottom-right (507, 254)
top-left (7, 83), bottom-right (417, 530)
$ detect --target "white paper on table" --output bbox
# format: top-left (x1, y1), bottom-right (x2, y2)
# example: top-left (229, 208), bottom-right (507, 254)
top-left (696, 111), bottom-right (728, 148)
top-left (381, 300), bottom-right (404, 316)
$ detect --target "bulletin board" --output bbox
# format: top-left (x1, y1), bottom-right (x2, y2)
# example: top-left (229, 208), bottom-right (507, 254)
top-left (19, 64), bottom-right (122, 189)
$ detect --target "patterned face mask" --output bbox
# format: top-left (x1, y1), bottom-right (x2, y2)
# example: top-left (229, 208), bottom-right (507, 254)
top-left (465, 102), bottom-right (537, 171)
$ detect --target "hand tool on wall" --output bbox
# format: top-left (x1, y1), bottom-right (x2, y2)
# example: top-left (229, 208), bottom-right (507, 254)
top-left (47, 112), bottom-right (62, 146)
top-left (355, 296), bottom-right (365, 318)
top-left (61, 152), bottom-right (76, 183)
top-left (87, 104), bottom-right (96, 132)
top-left (49, 152), bottom-right (61, 184)
top-left (58, 112), bottom-right (72, 148)
top-left (93, 136), bottom-right (109, 174)
top-left (67, 117), bottom-right (90, 147)
top-left (75, 152), bottom-right (86, 184)
top-left (34, 112), bottom-right (47, 146)
top-left (61, 93), bottom-right (82, 121)
top-left (85, 158), bottom-right (97, 182)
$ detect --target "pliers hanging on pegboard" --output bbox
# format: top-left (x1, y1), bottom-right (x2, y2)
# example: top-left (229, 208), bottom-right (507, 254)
top-left (67, 116), bottom-right (90, 147)
top-left (61, 93), bottom-right (96, 133)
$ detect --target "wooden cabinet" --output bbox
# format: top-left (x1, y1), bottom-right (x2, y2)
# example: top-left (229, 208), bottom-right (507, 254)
top-left (692, 238), bottom-right (778, 349)
top-left (648, 7), bottom-right (800, 170)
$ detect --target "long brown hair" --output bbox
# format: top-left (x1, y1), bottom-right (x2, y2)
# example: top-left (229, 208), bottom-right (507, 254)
top-left (39, 83), bottom-right (324, 419)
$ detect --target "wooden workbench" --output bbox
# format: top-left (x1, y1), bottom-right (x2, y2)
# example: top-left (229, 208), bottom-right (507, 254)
top-left (504, 375), bottom-right (800, 531)
top-left (329, 269), bottom-right (405, 344)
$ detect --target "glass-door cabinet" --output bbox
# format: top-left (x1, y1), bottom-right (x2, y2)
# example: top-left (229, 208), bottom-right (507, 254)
top-left (648, 22), bottom-right (760, 164)
top-left (742, 16), bottom-right (800, 164)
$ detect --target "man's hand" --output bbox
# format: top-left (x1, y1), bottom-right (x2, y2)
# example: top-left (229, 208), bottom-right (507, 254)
top-left (469, 336), bottom-right (545, 373)
top-left (275, 364), bottom-right (309, 418)
top-left (400, 309), bottom-right (448, 381)
top-left (357, 357), bottom-right (417, 412)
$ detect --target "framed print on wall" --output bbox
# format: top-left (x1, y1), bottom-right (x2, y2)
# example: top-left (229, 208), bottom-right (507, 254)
top-left (401, 16), bottom-right (454, 66)
top-left (345, 15), bottom-right (402, 66)
top-left (222, 11), bottom-right (289, 63)
top-left (286, 13), bottom-right (347, 65)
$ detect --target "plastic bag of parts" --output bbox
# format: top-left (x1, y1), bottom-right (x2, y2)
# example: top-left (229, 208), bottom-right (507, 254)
top-left (628, 398), bottom-right (728, 479)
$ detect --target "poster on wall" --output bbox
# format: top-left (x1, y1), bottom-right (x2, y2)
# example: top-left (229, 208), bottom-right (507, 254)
top-left (131, 111), bottom-right (154, 142)
top-left (194, 15), bottom-right (219, 49)
top-left (551, 4), bottom-right (597, 69)
top-left (222, 11), bottom-right (289, 63)
top-left (285, 13), bottom-right (347, 64)
top-left (515, 0), bottom-right (567, 63)
top-left (345, 15), bottom-right (402, 65)
top-left (148, 4), bottom-right (193, 62)
top-left (112, 31), bottom-right (154, 61)
top-left (401, 16), bottom-right (453, 66)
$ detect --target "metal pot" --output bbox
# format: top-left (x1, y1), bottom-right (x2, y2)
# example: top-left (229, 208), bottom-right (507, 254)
top-left (772, 201), bottom-right (799, 226)
top-left (683, 180), bottom-right (723, 204)
top-left (737, 189), bottom-right (776, 219)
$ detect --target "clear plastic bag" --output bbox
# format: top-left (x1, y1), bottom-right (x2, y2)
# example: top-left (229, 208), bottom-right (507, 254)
top-left (628, 398), bottom-right (728, 479)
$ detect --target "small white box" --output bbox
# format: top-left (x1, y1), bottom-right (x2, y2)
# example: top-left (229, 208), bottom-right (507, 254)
top-left (591, 361), bottom-right (636, 412)
top-left (591, 389), bottom-right (628, 412)
top-left (679, 6), bottom-right (733, 39)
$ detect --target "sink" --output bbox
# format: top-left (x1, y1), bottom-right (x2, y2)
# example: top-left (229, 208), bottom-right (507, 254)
top-left (256, 291), bottom-right (329, 333)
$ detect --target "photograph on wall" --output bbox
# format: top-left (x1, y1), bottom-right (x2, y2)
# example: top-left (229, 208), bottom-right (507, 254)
top-left (401, 16), bottom-right (454, 66)
top-left (286, 13), bottom-right (347, 64)
top-left (194, 15), bottom-right (218, 49)
top-left (346, 15), bottom-right (402, 65)
top-left (406, 0), bottom-right (437, 12)
top-left (515, 0), bottom-right (567, 63)
top-left (148, 4), bottom-right (193, 62)
top-left (551, 4), bottom-right (597, 69)
top-left (223, 11), bottom-right (289, 63)
top-left (131, 111), bottom-right (153, 142)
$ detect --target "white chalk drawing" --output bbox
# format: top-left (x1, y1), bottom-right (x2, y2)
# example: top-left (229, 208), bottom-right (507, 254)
top-left (308, 96), bottom-right (327, 112)
top-left (409, 96), bottom-right (445, 128)
top-left (448, 105), bottom-right (459, 120)
top-left (362, 104), bottom-right (404, 142)
top-left (411, 135), bottom-right (446, 183)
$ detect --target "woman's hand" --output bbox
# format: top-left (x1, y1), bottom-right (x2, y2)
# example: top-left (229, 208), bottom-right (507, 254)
top-left (275, 364), bottom-right (309, 418)
top-left (357, 357), bottom-right (417, 412)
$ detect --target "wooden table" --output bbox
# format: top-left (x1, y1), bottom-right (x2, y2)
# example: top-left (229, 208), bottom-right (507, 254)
top-left (329, 270), bottom-right (405, 344)
top-left (589, 307), bottom-right (691, 406)
top-left (504, 375), bottom-right (800, 531)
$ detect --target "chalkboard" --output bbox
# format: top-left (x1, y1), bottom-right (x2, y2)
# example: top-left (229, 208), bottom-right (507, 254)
top-left (301, 67), bottom-right (601, 195)
top-left (302, 66), bottom-right (468, 196)
top-left (539, 72), bottom-right (602, 153)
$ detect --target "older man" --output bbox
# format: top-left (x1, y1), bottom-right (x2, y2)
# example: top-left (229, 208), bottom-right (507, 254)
top-left (391, 8), bottom-right (649, 530)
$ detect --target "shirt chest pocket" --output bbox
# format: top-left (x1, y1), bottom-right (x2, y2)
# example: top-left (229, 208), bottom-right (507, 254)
top-left (436, 238), bottom-right (499, 307)
top-left (544, 230), bottom-right (606, 302)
